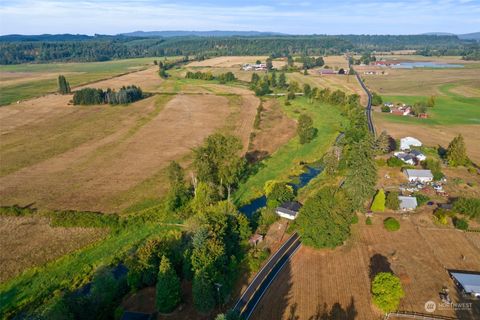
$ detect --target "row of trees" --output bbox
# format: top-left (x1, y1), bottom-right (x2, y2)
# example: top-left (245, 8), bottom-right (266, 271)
top-left (185, 71), bottom-right (236, 83)
top-left (72, 85), bottom-right (144, 105)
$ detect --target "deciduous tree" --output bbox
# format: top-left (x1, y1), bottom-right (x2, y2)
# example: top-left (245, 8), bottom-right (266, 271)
top-left (371, 272), bottom-right (404, 313)
top-left (446, 134), bottom-right (469, 166)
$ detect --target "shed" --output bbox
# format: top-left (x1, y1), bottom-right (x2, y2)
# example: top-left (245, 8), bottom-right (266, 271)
top-left (249, 234), bottom-right (264, 246)
top-left (400, 137), bottom-right (422, 151)
top-left (275, 201), bottom-right (302, 220)
top-left (449, 270), bottom-right (480, 298)
top-left (404, 169), bottom-right (433, 183)
top-left (395, 152), bottom-right (415, 165)
top-left (398, 196), bottom-right (418, 211)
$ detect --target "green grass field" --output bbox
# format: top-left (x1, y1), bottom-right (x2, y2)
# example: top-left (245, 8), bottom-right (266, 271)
top-left (233, 96), bottom-right (344, 205)
top-left (379, 84), bottom-right (480, 126)
top-left (0, 58), bottom-right (169, 105)
top-left (0, 219), bottom-right (179, 317)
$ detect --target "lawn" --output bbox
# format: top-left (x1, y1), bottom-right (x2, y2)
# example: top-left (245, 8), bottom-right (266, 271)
top-left (233, 96), bottom-right (344, 205)
top-left (0, 57), bottom-right (168, 105)
top-left (0, 220), bottom-right (180, 317)
top-left (379, 84), bottom-right (480, 126)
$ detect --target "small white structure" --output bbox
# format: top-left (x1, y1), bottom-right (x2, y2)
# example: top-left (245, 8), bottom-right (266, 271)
top-left (398, 196), bottom-right (418, 211)
top-left (404, 169), bottom-right (434, 183)
top-left (410, 150), bottom-right (427, 162)
top-left (400, 137), bottom-right (422, 151)
top-left (275, 201), bottom-right (302, 220)
top-left (394, 152), bottom-right (416, 165)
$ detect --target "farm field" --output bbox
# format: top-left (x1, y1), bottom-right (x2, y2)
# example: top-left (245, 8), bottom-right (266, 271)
top-left (362, 56), bottom-right (480, 164)
top-left (251, 212), bottom-right (480, 320)
top-left (0, 64), bottom-right (259, 212)
top-left (0, 216), bottom-right (107, 283)
top-left (0, 57), bottom-right (170, 105)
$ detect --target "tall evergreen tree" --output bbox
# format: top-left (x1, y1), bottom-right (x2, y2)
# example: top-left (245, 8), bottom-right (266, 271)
top-left (278, 72), bottom-right (287, 88)
top-left (58, 75), bottom-right (71, 94)
top-left (446, 134), bottom-right (469, 166)
top-left (156, 256), bottom-right (181, 313)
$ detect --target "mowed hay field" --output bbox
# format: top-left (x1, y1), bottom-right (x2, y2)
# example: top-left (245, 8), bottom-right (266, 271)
top-left (251, 213), bottom-right (480, 320)
top-left (0, 57), bottom-right (168, 105)
top-left (361, 56), bottom-right (480, 163)
top-left (0, 69), bottom-right (259, 212)
top-left (0, 216), bottom-right (107, 283)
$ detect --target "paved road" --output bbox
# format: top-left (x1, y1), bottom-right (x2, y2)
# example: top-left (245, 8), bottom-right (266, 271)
top-left (354, 71), bottom-right (376, 135)
top-left (233, 232), bottom-right (301, 319)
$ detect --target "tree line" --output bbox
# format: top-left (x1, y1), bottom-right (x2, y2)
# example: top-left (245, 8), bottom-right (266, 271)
top-left (1, 34), bottom-right (478, 64)
top-left (72, 85), bottom-right (145, 105)
top-left (185, 71), bottom-right (236, 83)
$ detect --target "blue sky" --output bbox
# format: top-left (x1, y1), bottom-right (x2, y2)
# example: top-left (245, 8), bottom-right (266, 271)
top-left (0, 0), bottom-right (479, 35)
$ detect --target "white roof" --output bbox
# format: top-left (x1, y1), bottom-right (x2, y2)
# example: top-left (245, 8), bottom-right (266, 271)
top-left (450, 271), bottom-right (480, 294)
top-left (398, 196), bottom-right (418, 209)
top-left (400, 137), bottom-right (422, 150)
top-left (404, 169), bottom-right (433, 179)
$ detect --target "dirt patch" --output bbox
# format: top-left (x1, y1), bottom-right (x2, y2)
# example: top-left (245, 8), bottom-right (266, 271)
top-left (0, 216), bottom-right (107, 283)
top-left (374, 117), bottom-right (480, 164)
top-left (251, 213), bottom-right (480, 320)
top-left (248, 99), bottom-right (296, 161)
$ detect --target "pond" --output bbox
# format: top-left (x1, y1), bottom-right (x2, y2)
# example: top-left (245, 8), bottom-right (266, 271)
top-left (391, 62), bottom-right (464, 69)
top-left (238, 164), bottom-right (324, 218)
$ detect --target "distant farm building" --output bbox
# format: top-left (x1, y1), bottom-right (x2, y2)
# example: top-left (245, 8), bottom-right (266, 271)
top-left (398, 196), bottom-right (418, 211)
top-left (400, 137), bottom-right (422, 150)
top-left (276, 201), bottom-right (302, 220)
top-left (404, 169), bottom-right (434, 183)
top-left (318, 69), bottom-right (336, 75)
top-left (242, 63), bottom-right (267, 71)
top-left (449, 270), bottom-right (480, 298)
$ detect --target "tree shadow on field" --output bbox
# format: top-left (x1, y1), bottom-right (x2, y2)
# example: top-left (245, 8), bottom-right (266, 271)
top-left (369, 253), bottom-right (392, 281)
top-left (307, 296), bottom-right (358, 320)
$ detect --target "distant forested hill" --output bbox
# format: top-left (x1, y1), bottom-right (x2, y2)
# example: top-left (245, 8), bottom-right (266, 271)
top-left (0, 33), bottom-right (478, 64)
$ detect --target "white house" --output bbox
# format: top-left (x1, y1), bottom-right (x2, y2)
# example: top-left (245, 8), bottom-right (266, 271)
top-left (404, 169), bottom-right (434, 183)
top-left (394, 152), bottom-right (416, 165)
top-left (410, 150), bottom-right (427, 162)
top-left (398, 196), bottom-right (418, 211)
top-left (400, 137), bottom-right (422, 151)
top-left (275, 201), bottom-right (302, 220)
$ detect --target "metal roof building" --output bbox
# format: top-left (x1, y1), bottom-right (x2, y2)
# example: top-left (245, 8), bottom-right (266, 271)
top-left (449, 270), bottom-right (480, 298)
top-left (404, 169), bottom-right (434, 182)
top-left (398, 196), bottom-right (418, 211)
top-left (276, 201), bottom-right (302, 220)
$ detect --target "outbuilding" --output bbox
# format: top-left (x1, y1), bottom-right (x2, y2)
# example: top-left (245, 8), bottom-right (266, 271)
top-left (410, 150), bottom-right (427, 162)
top-left (275, 201), bottom-right (302, 220)
top-left (400, 137), bottom-right (422, 151)
top-left (404, 169), bottom-right (434, 183)
top-left (449, 270), bottom-right (480, 298)
top-left (398, 196), bottom-right (418, 211)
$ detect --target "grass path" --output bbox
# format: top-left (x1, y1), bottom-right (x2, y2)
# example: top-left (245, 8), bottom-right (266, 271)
top-left (233, 96), bottom-right (344, 205)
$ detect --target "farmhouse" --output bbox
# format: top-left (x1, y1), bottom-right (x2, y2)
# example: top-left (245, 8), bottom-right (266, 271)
top-left (410, 150), bottom-right (426, 161)
top-left (400, 137), bottom-right (422, 150)
top-left (398, 196), bottom-right (418, 211)
top-left (275, 201), bottom-right (302, 220)
top-left (404, 169), bottom-right (434, 182)
top-left (394, 152), bottom-right (416, 165)
top-left (449, 270), bottom-right (480, 298)
top-left (242, 63), bottom-right (267, 71)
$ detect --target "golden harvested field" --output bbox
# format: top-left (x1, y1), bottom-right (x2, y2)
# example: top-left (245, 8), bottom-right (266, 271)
top-left (187, 56), bottom-right (286, 69)
top-left (0, 216), bottom-right (107, 283)
top-left (323, 55), bottom-right (349, 70)
top-left (0, 67), bottom-right (259, 211)
top-left (251, 212), bottom-right (480, 320)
